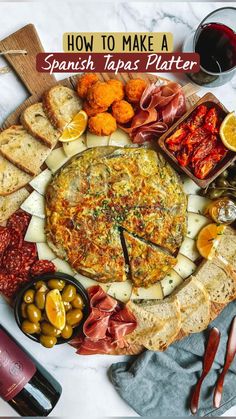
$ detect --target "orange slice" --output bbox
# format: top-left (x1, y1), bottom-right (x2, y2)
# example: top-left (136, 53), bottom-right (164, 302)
top-left (220, 112), bottom-right (236, 151)
top-left (59, 110), bottom-right (88, 143)
top-left (45, 289), bottom-right (66, 330)
top-left (196, 223), bottom-right (226, 260)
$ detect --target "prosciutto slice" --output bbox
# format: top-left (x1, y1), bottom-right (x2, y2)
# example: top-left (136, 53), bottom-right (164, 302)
top-left (121, 81), bottom-right (186, 144)
top-left (70, 285), bottom-right (137, 355)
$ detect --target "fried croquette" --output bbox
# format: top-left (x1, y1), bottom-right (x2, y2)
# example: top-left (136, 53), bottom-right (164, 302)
top-left (112, 100), bottom-right (135, 124)
top-left (83, 100), bottom-right (108, 117)
top-left (125, 78), bottom-right (148, 103)
top-left (77, 73), bottom-right (99, 99)
top-left (87, 81), bottom-right (115, 108)
top-left (88, 112), bottom-right (117, 136)
top-left (107, 79), bottom-right (125, 101)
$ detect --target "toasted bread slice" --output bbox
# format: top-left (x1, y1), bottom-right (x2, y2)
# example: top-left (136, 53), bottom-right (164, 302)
top-left (43, 85), bottom-right (82, 131)
top-left (175, 277), bottom-right (210, 334)
top-left (0, 188), bottom-right (29, 223)
top-left (21, 103), bottom-right (60, 148)
top-left (194, 259), bottom-right (236, 305)
top-left (0, 125), bottom-right (51, 176)
top-left (126, 297), bottom-right (181, 351)
top-left (0, 155), bottom-right (32, 196)
top-left (123, 230), bottom-right (176, 287)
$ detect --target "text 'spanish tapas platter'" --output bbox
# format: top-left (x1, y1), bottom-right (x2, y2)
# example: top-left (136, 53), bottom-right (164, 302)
top-left (1, 25), bottom-right (236, 355)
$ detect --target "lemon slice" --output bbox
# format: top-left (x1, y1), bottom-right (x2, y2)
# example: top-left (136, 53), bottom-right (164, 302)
top-left (45, 289), bottom-right (66, 330)
top-left (196, 223), bottom-right (226, 260)
top-left (220, 112), bottom-right (236, 151)
top-left (59, 110), bottom-right (88, 143)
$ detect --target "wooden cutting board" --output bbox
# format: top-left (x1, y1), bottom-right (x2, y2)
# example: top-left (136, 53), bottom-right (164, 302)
top-left (0, 24), bottom-right (200, 130)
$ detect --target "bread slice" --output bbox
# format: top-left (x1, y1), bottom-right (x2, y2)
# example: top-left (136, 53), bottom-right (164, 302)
top-left (126, 297), bottom-right (181, 351)
top-left (194, 259), bottom-right (236, 304)
top-left (174, 277), bottom-right (210, 334)
top-left (0, 125), bottom-right (51, 176)
top-left (0, 188), bottom-right (29, 223)
top-left (21, 103), bottom-right (60, 148)
top-left (123, 230), bottom-right (176, 287)
top-left (0, 155), bottom-right (32, 196)
top-left (43, 85), bottom-right (82, 131)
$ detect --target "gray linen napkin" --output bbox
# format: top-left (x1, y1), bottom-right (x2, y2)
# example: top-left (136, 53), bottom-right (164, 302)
top-left (109, 301), bottom-right (236, 417)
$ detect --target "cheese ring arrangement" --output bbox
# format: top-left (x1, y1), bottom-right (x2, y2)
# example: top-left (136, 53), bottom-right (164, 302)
top-left (1, 71), bottom-right (236, 355)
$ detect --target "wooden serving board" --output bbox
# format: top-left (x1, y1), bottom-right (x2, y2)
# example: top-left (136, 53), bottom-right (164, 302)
top-left (0, 24), bottom-right (200, 130)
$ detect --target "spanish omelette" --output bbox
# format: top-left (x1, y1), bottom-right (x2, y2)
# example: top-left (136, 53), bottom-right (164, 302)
top-left (45, 146), bottom-right (187, 285)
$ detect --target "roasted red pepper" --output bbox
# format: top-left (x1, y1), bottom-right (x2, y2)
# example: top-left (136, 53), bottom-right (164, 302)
top-left (203, 108), bottom-right (219, 134)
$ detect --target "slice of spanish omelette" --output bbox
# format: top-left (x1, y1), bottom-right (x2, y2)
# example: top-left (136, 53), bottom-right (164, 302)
top-left (123, 230), bottom-right (176, 287)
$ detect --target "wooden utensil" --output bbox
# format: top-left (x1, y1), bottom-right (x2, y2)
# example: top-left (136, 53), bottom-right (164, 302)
top-left (190, 327), bottom-right (221, 415)
top-left (213, 316), bottom-right (236, 408)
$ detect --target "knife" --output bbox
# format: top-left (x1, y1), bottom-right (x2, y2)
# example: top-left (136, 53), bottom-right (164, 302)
top-left (213, 316), bottom-right (236, 408)
top-left (190, 327), bottom-right (221, 415)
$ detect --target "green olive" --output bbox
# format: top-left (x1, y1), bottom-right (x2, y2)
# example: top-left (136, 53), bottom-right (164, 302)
top-left (64, 301), bottom-right (72, 312)
top-left (22, 320), bottom-right (40, 335)
top-left (61, 324), bottom-right (73, 340)
top-left (35, 290), bottom-right (46, 310)
top-left (35, 281), bottom-right (47, 290)
top-left (209, 189), bottom-right (225, 199)
top-left (62, 285), bottom-right (77, 302)
top-left (66, 309), bottom-right (83, 327)
top-left (216, 178), bottom-right (229, 188)
top-left (27, 304), bottom-right (42, 323)
top-left (40, 335), bottom-right (57, 348)
top-left (219, 170), bottom-right (228, 179)
top-left (71, 294), bottom-right (84, 309)
top-left (41, 322), bottom-right (60, 337)
top-left (21, 302), bottom-right (28, 319)
top-left (47, 279), bottom-right (65, 291)
top-left (23, 289), bottom-right (35, 304)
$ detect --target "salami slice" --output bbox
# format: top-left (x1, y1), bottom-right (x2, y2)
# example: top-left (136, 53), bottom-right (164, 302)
top-left (2, 248), bottom-right (33, 276)
top-left (0, 271), bottom-right (28, 298)
top-left (8, 228), bottom-right (23, 249)
top-left (30, 260), bottom-right (56, 277)
top-left (21, 242), bottom-right (37, 265)
top-left (0, 227), bottom-right (11, 255)
top-left (7, 210), bottom-right (31, 236)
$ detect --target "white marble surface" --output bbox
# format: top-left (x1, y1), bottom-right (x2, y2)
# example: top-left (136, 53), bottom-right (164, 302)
top-left (0, 2), bottom-right (236, 417)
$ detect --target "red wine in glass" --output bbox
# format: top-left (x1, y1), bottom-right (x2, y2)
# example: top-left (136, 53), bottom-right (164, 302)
top-left (195, 22), bottom-right (236, 73)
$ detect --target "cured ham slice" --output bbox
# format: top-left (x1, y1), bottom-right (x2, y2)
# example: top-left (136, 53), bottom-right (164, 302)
top-left (121, 81), bottom-right (186, 144)
top-left (70, 285), bottom-right (137, 355)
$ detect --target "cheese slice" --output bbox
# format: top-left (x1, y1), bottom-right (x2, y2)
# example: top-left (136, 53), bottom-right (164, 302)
top-left (86, 132), bottom-right (109, 147)
top-left (187, 212), bottom-right (210, 239)
top-left (173, 254), bottom-right (197, 279)
top-left (36, 243), bottom-right (56, 261)
top-left (179, 237), bottom-right (200, 262)
top-left (63, 135), bottom-right (87, 157)
top-left (24, 216), bottom-right (46, 243)
top-left (161, 269), bottom-right (183, 297)
top-left (45, 147), bottom-right (70, 173)
top-left (52, 258), bottom-right (75, 276)
top-left (29, 169), bottom-right (52, 196)
top-left (188, 195), bottom-right (211, 215)
top-left (109, 128), bottom-right (132, 147)
top-left (107, 281), bottom-right (132, 303)
top-left (74, 273), bottom-right (110, 292)
top-left (131, 282), bottom-right (163, 300)
top-left (21, 190), bottom-right (45, 219)
top-left (182, 176), bottom-right (201, 195)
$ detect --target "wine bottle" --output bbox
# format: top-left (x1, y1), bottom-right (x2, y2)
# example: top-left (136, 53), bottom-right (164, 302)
top-left (0, 325), bottom-right (62, 416)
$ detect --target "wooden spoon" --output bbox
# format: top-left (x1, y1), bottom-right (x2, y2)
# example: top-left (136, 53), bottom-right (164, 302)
top-left (190, 327), bottom-right (221, 415)
top-left (213, 316), bottom-right (236, 408)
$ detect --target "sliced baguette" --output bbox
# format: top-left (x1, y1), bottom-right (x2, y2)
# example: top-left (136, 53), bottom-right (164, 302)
top-left (43, 85), bottom-right (82, 131)
top-left (0, 188), bottom-right (29, 223)
top-left (0, 155), bottom-right (32, 196)
top-left (21, 103), bottom-right (60, 148)
top-left (174, 277), bottom-right (211, 334)
top-left (0, 125), bottom-right (51, 176)
top-left (138, 297), bottom-right (181, 351)
top-left (194, 259), bottom-right (236, 305)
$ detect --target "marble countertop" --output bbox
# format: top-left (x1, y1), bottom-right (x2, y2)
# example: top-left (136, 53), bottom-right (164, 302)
top-left (0, 1), bottom-right (236, 417)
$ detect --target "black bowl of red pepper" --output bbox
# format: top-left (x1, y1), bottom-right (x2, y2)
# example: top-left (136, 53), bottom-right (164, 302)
top-left (159, 92), bottom-right (236, 188)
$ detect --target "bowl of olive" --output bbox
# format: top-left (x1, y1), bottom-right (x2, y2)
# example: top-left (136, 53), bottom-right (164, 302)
top-left (14, 272), bottom-right (89, 348)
